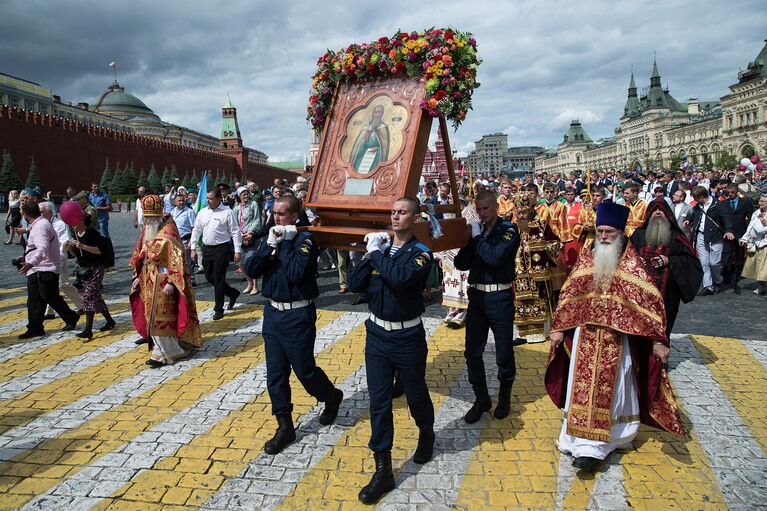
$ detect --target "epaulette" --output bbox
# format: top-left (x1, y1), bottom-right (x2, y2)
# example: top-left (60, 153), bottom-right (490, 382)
top-left (414, 241), bottom-right (431, 255)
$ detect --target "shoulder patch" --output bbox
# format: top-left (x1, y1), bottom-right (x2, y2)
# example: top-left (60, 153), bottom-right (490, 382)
top-left (299, 237), bottom-right (312, 254)
top-left (414, 253), bottom-right (431, 267)
top-left (503, 226), bottom-right (517, 241)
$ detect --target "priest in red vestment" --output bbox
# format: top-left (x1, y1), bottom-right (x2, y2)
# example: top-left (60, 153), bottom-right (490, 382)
top-left (130, 195), bottom-right (202, 367)
top-left (545, 201), bottom-right (685, 473)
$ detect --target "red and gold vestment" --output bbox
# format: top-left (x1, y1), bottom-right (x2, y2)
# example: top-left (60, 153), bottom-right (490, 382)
top-left (129, 218), bottom-right (202, 347)
top-left (544, 242), bottom-right (685, 442)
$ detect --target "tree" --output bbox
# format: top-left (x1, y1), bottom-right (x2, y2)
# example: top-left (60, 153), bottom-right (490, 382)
top-left (716, 150), bottom-right (737, 171)
top-left (170, 164), bottom-right (179, 181)
top-left (214, 169), bottom-right (222, 186)
top-left (160, 165), bottom-right (170, 187)
top-left (122, 163), bottom-right (138, 193)
top-left (181, 171), bottom-right (191, 188)
top-left (190, 169), bottom-right (199, 189)
top-left (137, 168), bottom-right (148, 190)
top-left (99, 158), bottom-right (113, 192)
top-left (25, 155), bottom-right (42, 190)
top-left (0, 151), bottom-right (23, 197)
top-left (110, 165), bottom-right (124, 195)
top-left (147, 164), bottom-right (162, 194)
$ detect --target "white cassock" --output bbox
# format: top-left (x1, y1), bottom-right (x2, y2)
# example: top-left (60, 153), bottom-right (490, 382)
top-left (557, 326), bottom-right (640, 460)
top-left (148, 265), bottom-right (190, 365)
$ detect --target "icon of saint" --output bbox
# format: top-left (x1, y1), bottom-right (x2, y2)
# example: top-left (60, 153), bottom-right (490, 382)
top-left (349, 104), bottom-right (390, 173)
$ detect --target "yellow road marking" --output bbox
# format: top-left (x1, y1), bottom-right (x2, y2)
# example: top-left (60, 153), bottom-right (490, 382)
top-left (454, 341), bottom-right (561, 510)
top-left (0, 305), bottom-right (131, 383)
top-left (0, 306), bottom-right (274, 509)
top-left (0, 303), bottom-right (230, 436)
top-left (0, 296), bottom-right (28, 312)
top-left (620, 422), bottom-right (727, 510)
top-left (96, 310), bottom-right (356, 509)
top-left (691, 335), bottom-right (767, 454)
top-left (276, 323), bottom-right (466, 510)
top-left (0, 287), bottom-right (25, 297)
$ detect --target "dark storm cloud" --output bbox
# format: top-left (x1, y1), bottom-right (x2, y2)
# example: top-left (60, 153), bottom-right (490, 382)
top-left (1, 0), bottom-right (765, 161)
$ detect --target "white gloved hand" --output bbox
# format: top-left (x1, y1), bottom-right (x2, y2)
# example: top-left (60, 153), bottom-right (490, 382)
top-left (268, 225), bottom-right (286, 248)
top-left (364, 232), bottom-right (390, 253)
top-left (467, 220), bottom-right (482, 238)
top-left (377, 233), bottom-right (391, 252)
top-left (283, 225), bottom-right (298, 241)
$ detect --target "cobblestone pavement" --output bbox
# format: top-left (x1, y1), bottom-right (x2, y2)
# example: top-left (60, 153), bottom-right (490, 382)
top-left (0, 213), bottom-right (764, 510)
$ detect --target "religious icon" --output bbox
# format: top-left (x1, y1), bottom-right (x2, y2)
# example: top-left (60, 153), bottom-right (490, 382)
top-left (309, 79), bottom-right (422, 205)
top-left (341, 96), bottom-right (407, 176)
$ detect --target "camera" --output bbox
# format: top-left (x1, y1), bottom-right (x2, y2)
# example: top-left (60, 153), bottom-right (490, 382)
top-left (11, 257), bottom-right (24, 269)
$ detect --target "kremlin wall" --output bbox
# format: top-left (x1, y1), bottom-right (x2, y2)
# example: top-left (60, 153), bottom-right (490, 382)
top-left (0, 74), bottom-right (297, 192)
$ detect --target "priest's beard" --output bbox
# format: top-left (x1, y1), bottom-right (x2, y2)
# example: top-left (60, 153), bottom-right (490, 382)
top-left (143, 219), bottom-right (160, 243)
top-left (593, 236), bottom-right (624, 291)
top-left (646, 215), bottom-right (672, 250)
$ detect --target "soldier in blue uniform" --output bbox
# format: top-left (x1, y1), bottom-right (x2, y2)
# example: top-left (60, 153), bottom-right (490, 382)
top-left (243, 195), bottom-right (343, 455)
top-left (348, 197), bottom-right (435, 504)
top-left (455, 189), bottom-right (521, 423)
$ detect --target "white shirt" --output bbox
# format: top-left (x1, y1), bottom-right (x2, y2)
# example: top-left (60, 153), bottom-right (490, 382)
top-left (135, 198), bottom-right (143, 226)
top-left (698, 199), bottom-right (712, 233)
top-left (190, 203), bottom-right (242, 253)
top-left (51, 217), bottom-right (70, 255)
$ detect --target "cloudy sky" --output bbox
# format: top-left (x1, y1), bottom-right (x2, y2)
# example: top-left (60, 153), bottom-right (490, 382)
top-left (1, 0), bottom-right (765, 162)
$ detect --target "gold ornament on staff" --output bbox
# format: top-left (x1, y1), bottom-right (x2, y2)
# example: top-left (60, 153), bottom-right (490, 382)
top-left (586, 166), bottom-right (592, 204)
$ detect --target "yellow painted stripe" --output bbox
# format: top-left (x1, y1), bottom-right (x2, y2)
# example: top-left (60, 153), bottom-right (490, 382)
top-left (691, 335), bottom-right (767, 454)
top-left (0, 303), bottom-right (223, 436)
top-left (97, 310), bottom-right (355, 509)
top-left (0, 306), bottom-right (300, 509)
top-left (276, 323), bottom-right (466, 510)
top-left (0, 310), bottom-right (31, 333)
top-left (0, 295), bottom-right (28, 312)
top-left (454, 342), bottom-right (562, 509)
top-left (0, 295), bottom-right (127, 349)
top-left (0, 305), bottom-right (131, 383)
top-left (620, 423), bottom-right (727, 510)
top-left (0, 287), bottom-right (24, 297)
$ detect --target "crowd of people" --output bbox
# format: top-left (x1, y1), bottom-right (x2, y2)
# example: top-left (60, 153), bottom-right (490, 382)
top-left (5, 159), bottom-right (766, 504)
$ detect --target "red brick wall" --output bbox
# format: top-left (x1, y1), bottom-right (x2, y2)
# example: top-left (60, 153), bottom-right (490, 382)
top-left (0, 105), bottom-right (299, 193)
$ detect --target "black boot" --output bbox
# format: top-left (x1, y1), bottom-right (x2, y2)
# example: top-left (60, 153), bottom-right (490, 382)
top-left (76, 311), bottom-right (94, 339)
top-left (99, 309), bottom-right (116, 331)
top-left (573, 456), bottom-right (602, 473)
top-left (392, 373), bottom-right (405, 398)
top-left (358, 451), bottom-right (395, 504)
top-left (413, 427), bottom-right (435, 464)
top-left (464, 383), bottom-right (492, 424)
top-left (263, 414), bottom-right (296, 455)
top-left (493, 383), bottom-right (512, 419)
top-left (319, 388), bottom-right (343, 426)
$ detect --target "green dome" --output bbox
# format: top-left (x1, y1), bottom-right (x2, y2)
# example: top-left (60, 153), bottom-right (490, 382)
top-left (90, 82), bottom-right (161, 123)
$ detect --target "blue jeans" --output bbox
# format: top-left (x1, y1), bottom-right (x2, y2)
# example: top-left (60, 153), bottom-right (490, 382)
top-left (97, 217), bottom-right (110, 238)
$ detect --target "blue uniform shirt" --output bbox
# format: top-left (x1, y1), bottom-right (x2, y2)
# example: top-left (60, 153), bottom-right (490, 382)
top-left (88, 191), bottom-right (111, 220)
top-left (348, 236), bottom-right (432, 322)
top-left (455, 217), bottom-right (520, 284)
top-left (243, 230), bottom-right (319, 302)
top-left (171, 206), bottom-right (196, 238)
